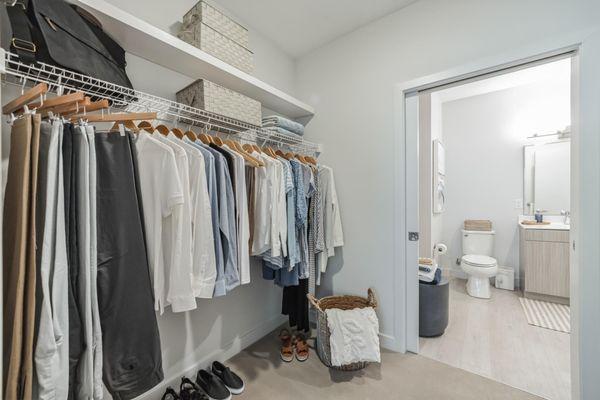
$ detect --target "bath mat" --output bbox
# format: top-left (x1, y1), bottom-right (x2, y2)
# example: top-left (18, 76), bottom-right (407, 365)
top-left (519, 297), bottom-right (570, 333)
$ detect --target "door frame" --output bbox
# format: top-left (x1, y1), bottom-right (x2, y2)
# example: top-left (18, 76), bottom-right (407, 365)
top-left (393, 31), bottom-right (600, 399)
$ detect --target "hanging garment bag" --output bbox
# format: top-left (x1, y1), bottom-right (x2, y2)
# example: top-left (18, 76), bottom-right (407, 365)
top-left (5, 0), bottom-right (133, 91)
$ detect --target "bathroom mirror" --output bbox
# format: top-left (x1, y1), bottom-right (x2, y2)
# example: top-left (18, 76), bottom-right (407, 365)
top-left (523, 140), bottom-right (570, 215)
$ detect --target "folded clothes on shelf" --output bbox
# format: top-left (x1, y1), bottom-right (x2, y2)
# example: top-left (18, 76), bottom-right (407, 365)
top-left (262, 115), bottom-right (305, 136)
top-left (263, 126), bottom-right (299, 137)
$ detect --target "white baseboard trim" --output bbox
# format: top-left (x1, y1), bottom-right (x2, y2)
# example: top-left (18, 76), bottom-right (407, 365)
top-left (134, 315), bottom-right (287, 399)
top-left (379, 333), bottom-right (398, 352)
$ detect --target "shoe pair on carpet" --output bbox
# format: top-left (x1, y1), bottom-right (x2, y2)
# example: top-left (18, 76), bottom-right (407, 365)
top-left (162, 361), bottom-right (244, 400)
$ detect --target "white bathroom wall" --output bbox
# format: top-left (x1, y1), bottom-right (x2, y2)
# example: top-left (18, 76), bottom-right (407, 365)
top-left (439, 79), bottom-right (571, 283)
top-left (295, 0), bottom-right (600, 352)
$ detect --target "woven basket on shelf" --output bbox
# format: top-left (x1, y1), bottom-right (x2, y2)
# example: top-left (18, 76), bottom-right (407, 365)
top-left (183, 0), bottom-right (249, 48)
top-left (307, 289), bottom-right (377, 371)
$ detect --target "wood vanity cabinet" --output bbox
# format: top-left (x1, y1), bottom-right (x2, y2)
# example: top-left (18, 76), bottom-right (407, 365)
top-left (519, 228), bottom-right (570, 303)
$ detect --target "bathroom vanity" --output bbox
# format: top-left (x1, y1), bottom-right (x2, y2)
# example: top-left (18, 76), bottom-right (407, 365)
top-left (519, 222), bottom-right (570, 304)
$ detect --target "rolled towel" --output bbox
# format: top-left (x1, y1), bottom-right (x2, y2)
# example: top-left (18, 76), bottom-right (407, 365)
top-left (262, 115), bottom-right (305, 136)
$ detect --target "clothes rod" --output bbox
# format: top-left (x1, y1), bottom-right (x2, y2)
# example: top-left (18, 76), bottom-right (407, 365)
top-left (0, 50), bottom-right (322, 155)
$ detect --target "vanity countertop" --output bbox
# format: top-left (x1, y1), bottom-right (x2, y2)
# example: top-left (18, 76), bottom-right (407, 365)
top-left (519, 222), bottom-right (570, 231)
top-left (518, 215), bottom-right (570, 230)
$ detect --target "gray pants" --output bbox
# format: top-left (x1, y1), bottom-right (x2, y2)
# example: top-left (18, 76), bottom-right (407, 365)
top-left (95, 132), bottom-right (163, 400)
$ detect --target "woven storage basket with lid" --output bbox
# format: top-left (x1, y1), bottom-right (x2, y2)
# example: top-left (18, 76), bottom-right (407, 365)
top-left (307, 288), bottom-right (377, 371)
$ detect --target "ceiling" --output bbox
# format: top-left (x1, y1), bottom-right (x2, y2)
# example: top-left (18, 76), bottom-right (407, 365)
top-left (104, 0), bottom-right (418, 59)
top-left (215, 0), bottom-right (418, 58)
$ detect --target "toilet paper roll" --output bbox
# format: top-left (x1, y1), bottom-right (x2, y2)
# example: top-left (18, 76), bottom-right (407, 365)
top-left (434, 243), bottom-right (448, 255)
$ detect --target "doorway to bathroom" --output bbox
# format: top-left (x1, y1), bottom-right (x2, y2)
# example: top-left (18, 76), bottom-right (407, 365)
top-left (413, 56), bottom-right (574, 400)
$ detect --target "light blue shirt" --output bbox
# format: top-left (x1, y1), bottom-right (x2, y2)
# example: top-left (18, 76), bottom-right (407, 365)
top-left (184, 138), bottom-right (227, 296)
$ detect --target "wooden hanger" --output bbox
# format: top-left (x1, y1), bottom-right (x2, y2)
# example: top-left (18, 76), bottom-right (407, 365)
top-left (224, 140), bottom-right (263, 167)
top-left (242, 144), bottom-right (254, 153)
top-left (252, 144), bottom-right (262, 153)
top-left (304, 155), bottom-right (317, 165)
top-left (137, 120), bottom-right (155, 133)
top-left (35, 91), bottom-right (86, 111)
top-left (212, 136), bottom-right (224, 146)
top-left (155, 124), bottom-right (170, 136)
top-left (275, 149), bottom-right (285, 157)
top-left (284, 152), bottom-right (295, 160)
top-left (2, 83), bottom-right (48, 114)
top-left (71, 112), bottom-right (156, 133)
top-left (172, 127), bottom-right (184, 139)
top-left (72, 112), bottom-right (156, 123)
top-left (295, 154), bottom-right (308, 164)
top-left (67, 99), bottom-right (110, 118)
top-left (198, 133), bottom-right (212, 144)
top-left (184, 130), bottom-right (197, 141)
top-left (263, 147), bottom-right (277, 158)
top-left (110, 120), bottom-right (139, 132)
top-left (44, 96), bottom-right (91, 117)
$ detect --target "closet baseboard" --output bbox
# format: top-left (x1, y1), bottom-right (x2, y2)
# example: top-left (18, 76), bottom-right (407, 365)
top-left (132, 315), bottom-right (288, 399)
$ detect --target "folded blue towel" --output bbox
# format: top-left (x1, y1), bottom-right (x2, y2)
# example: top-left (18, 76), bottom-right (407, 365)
top-left (262, 115), bottom-right (305, 136)
top-left (263, 126), bottom-right (300, 137)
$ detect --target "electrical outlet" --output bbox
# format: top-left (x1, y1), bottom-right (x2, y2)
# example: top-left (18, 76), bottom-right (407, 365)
top-left (515, 198), bottom-right (523, 209)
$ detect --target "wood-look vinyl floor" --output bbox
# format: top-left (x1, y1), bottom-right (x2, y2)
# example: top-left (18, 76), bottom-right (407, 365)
top-left (420, 278), bottom-right (570, 400)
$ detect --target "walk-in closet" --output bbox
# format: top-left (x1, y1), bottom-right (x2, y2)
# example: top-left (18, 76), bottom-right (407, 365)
top-left (2, 1), bottom-right (600, 400)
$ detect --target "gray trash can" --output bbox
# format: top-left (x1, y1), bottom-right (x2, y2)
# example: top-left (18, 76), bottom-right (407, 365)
top-left (419, 279), bottom-right (449, 337)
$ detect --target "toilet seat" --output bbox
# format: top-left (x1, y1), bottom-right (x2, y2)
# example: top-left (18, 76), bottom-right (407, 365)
top-left (462, 254), bottom-right (497, 268)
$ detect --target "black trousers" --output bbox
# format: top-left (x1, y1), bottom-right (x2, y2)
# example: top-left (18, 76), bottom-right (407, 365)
top-left (95, 132), bottom-right (163, 400)
top-left (282, 278), bottom-right (309, 333)
top-left (62, 123), bottom-right (84, 400)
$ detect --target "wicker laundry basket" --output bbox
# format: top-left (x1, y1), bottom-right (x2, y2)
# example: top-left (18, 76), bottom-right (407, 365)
top-left (307, 289), bottom-right (377, 371)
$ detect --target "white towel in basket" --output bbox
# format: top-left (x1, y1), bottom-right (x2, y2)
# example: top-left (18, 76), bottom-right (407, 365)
top-left (325, 307), bottom-right (381, 366)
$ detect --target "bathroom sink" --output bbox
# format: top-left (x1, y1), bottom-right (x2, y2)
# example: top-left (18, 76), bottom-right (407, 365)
top-left (519, 221), bottom-right (570, 230)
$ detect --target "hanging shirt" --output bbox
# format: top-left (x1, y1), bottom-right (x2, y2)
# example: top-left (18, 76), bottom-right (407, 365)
top-left (317, 165), bottom-right (344, 274)
top-left (184, 138), bottom-right (226, 297)
top-left (251, 153), bottom-right (272, 255)
top-left (134, 132), bottom-right (196, 314)
top-left (200, 144), bottom-right (240, 293)
top-left (223, 145), bottom-right (251, 285)
top-left (167, 134), bottom-right (216, 299)
top-left (152, 133), bottom-right (196, 311)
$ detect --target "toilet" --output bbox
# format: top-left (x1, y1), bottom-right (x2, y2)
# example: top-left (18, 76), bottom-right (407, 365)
top-left (460, 229), bottom-right (498, 299)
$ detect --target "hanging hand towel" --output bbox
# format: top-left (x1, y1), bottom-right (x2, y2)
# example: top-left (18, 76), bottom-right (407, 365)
top-left (325, 307), bottom-right (381, 367)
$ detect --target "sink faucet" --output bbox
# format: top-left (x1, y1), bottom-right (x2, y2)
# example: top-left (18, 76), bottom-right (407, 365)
top-left (561, 210), bottom-right (571, 225)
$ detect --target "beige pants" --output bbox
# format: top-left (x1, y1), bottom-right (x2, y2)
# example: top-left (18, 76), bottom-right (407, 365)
top-left (3, 114), bottom-right (41, 400)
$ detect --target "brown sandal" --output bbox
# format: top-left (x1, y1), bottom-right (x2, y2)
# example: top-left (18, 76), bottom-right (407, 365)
top-left (279, 329), bottom-right (294, 362)
top-left (294, 334), bottom-right (309, 362)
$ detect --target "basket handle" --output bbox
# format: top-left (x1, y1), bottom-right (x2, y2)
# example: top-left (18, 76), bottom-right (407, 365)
top-left (306, 293), bottom-right (321, 312)
top-left (367, 288), bottom-right (377, 309)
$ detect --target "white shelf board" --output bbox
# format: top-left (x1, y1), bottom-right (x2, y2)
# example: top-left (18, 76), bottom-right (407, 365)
top-left (72, 0), bottom-right (315, 120)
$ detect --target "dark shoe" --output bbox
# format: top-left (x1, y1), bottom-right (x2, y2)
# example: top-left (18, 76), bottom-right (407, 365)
top-left (180, 377), bottom-right (208, 400)
top-left (162, 386), bottom-right (180, 400)
top-left (196, 369), bottom-right (231, 400)
top-left (212, 361), bottom-right (245, 395)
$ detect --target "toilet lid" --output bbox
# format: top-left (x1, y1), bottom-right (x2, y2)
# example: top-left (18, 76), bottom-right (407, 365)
top-left (462, 254), bottom-right (497, 267)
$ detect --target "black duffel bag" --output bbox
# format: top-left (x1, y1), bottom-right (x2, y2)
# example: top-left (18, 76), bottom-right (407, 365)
top-left (6, 0), bottom-right (133, 91)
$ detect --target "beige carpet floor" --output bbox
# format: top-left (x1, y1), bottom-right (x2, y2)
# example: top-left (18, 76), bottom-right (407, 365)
top-left (227, 331), bottom-right (542, 399)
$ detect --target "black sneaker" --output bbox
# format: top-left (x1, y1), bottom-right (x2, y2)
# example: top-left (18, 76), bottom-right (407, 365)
top-left (162, 386), bottom-right (180, 400)
top-left (179, 377), bottom-right (208, 400)
top-left (196, 369), bottom-right (231, 400)
top-left (211, 361), bottom-right (244, 395)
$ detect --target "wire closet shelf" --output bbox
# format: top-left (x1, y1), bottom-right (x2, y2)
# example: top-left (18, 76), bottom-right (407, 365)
top-left (1, 50), bottom-right (321, 155)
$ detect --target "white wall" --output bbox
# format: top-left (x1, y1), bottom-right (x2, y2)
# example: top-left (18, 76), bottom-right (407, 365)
top-left (295, 0), bottom-right (600, 350)
top-left (438, 80), bottom-right (570, 283)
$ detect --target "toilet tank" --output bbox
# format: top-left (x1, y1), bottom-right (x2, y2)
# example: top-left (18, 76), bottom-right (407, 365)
top-left (462, 230), bottom-right (495, 256)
